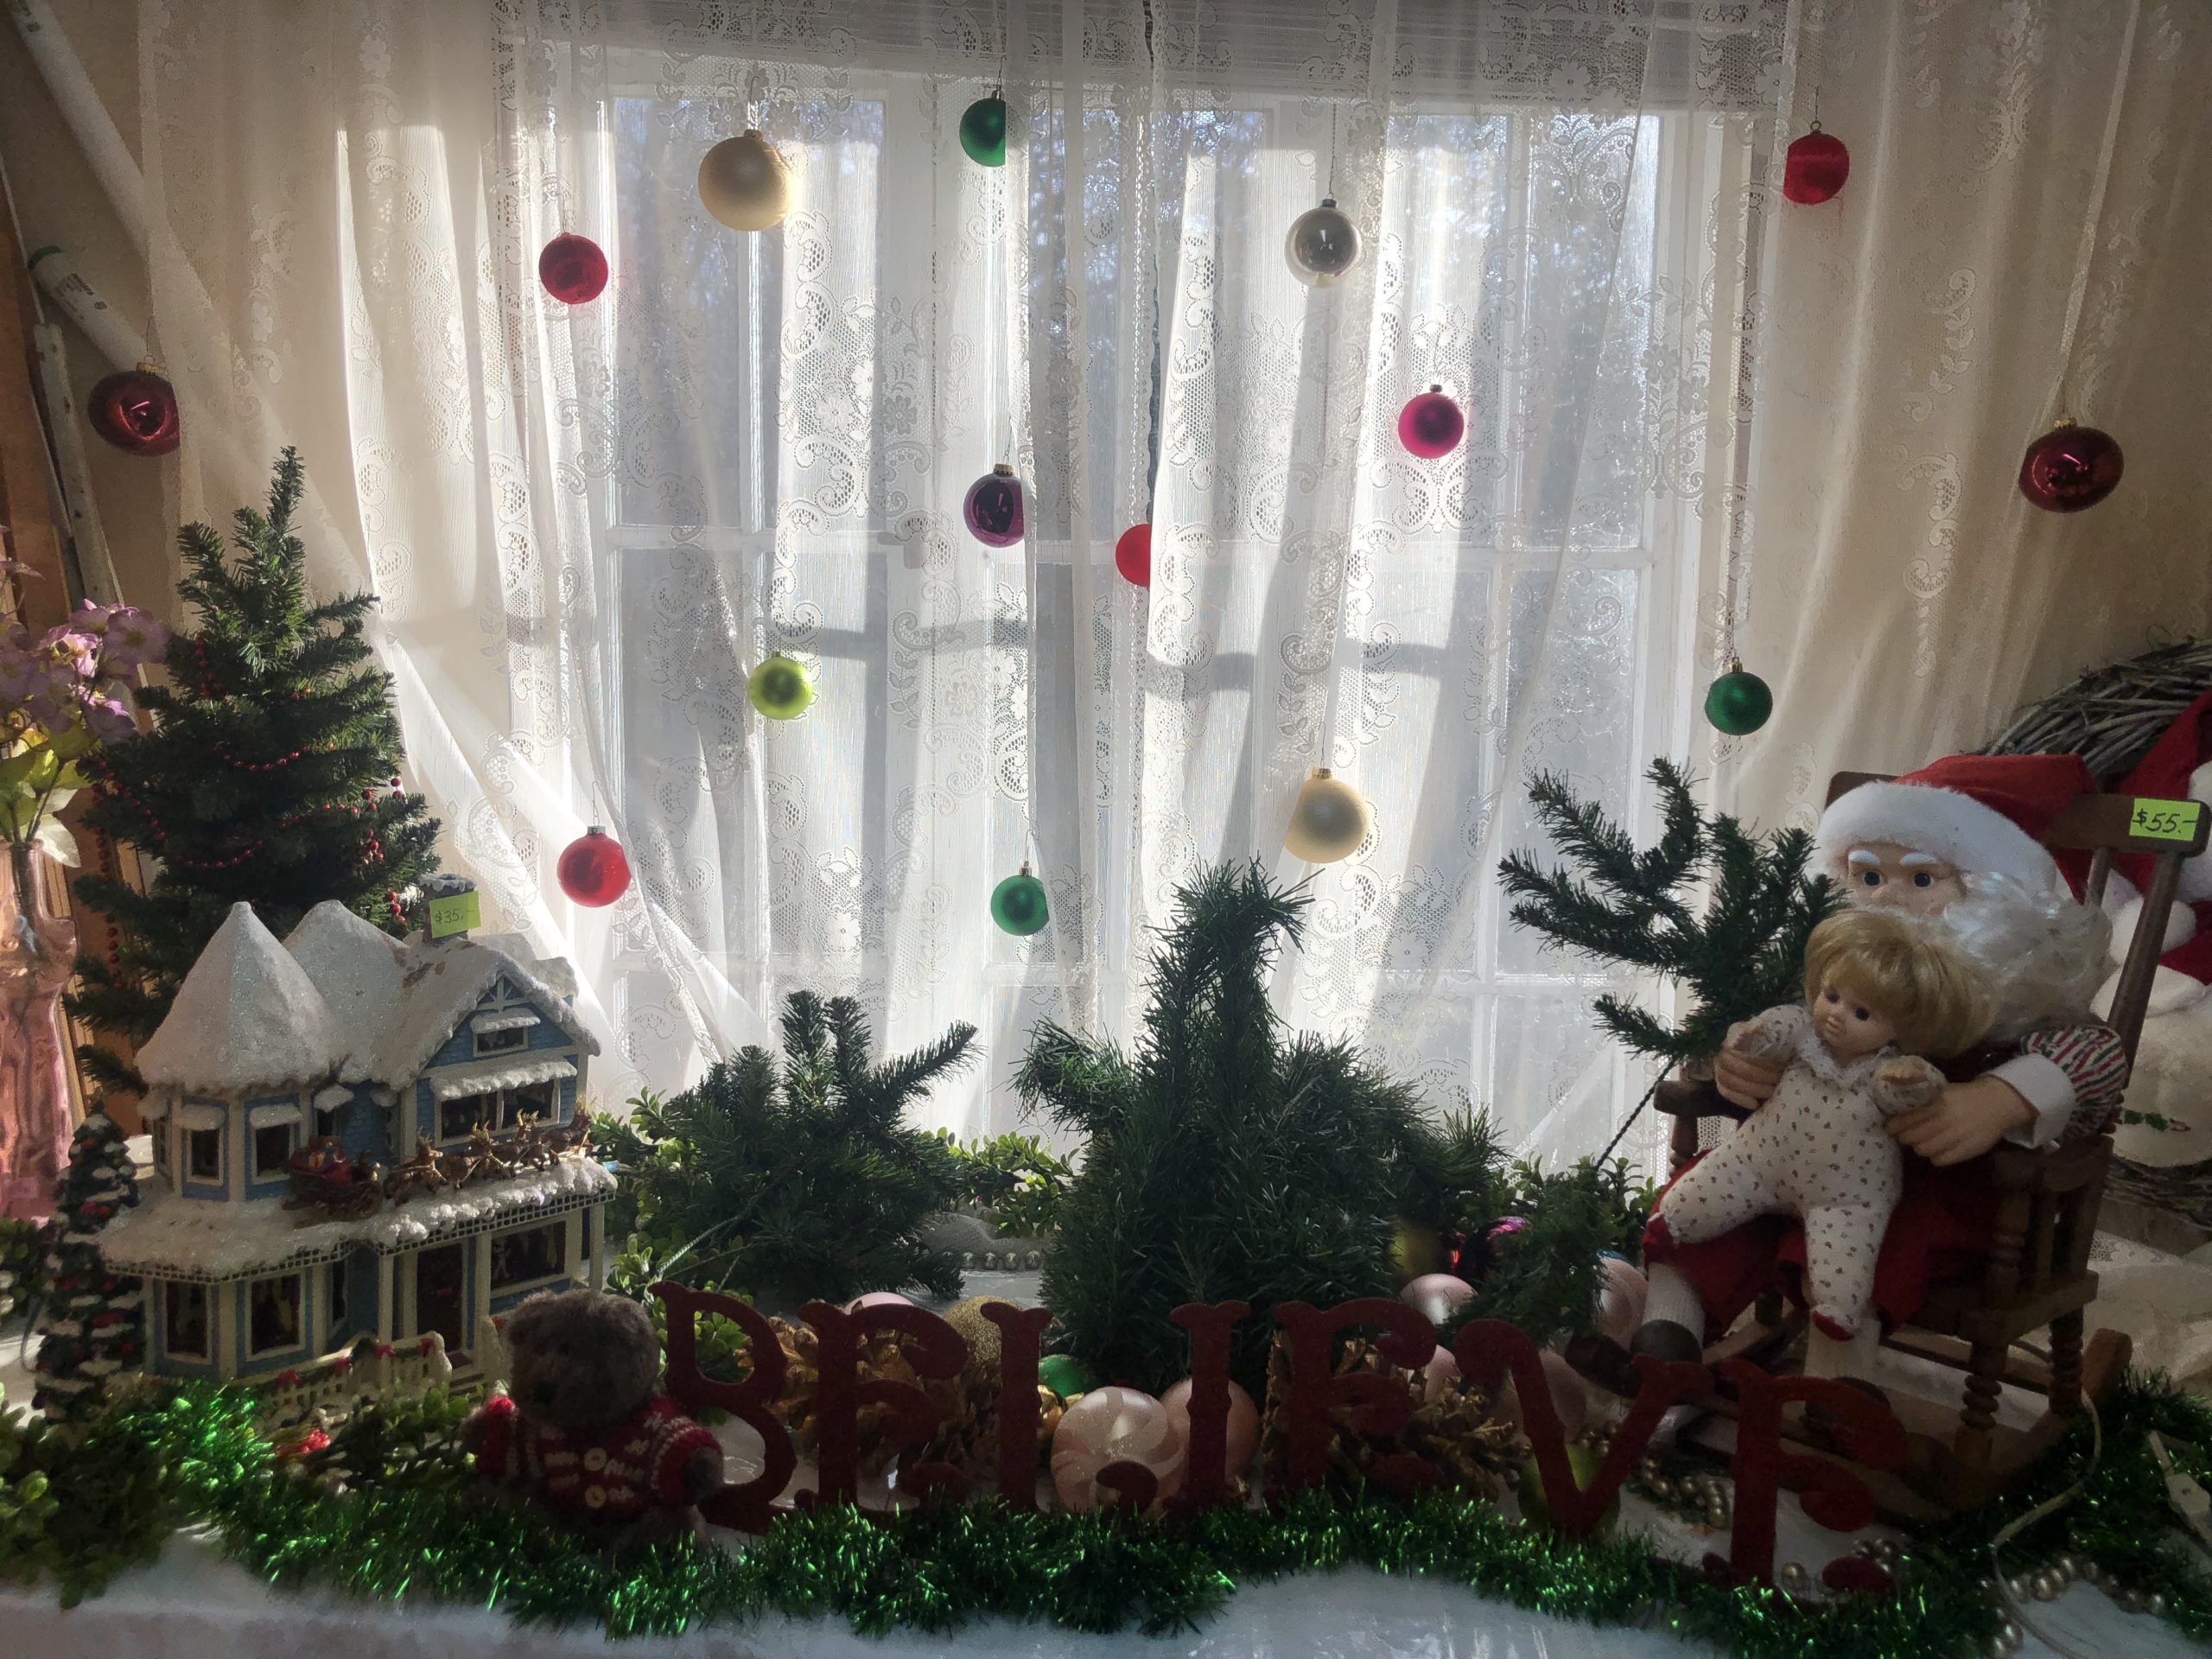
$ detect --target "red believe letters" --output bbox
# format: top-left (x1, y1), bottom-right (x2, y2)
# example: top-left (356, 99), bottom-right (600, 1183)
top-left (657, 1286), bottom-right (1900, 1587)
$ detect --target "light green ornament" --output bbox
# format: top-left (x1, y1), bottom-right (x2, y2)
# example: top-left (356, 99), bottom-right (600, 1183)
top-left (748, 653), bottom-right (814, 721)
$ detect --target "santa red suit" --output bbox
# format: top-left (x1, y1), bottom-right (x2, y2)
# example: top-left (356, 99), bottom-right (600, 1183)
top-left (1642, 753), bottom-right (2131, 1344)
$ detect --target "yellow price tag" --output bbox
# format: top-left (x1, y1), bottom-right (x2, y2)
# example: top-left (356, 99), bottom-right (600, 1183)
top-left (427, 888), bottom-right (482, 939)
top-left (2128, 798), bottom-right (2204, 843)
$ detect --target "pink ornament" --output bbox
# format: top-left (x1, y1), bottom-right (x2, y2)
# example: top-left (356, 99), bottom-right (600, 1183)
top-left (1782, 126), bottom-right (1850, 205)
top-left (556, 826), bottom-right (632, 907)
top-left (537, 232), bottom-right (609, 304)
top-left (1400, 1271), bottom-right (1476, 1326)
top-left (1160, 1376), bottom-right (1259, 1481)
top-left (1397, 384), bottom-right (1465, 459)
top-left (849, 1291), bottom-right (913, 1312)
top-left (2018, 421), bottom-right (2123, 512)
top-left (1592, 1255), bottom-right (1647, 1345)
top-left (1114, 522), bottom-right (1152, 588)
top-left (1423, 1343), bottom-right (1461, 1403)
top-left (963, 465), bottom-right (1025, 547)
top-left (1539, 1347), bottom-right (1591, 1441)
top-left (1049, 1385), bottom-right (1185, 1514)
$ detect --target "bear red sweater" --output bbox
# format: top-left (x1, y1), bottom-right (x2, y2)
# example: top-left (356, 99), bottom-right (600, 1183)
top-left (475, 1391), bottom-right (719, 1519)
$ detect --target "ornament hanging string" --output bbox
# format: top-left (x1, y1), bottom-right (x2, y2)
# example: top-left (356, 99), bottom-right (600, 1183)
top-left (2046, 1), bottom-right (2138, 421)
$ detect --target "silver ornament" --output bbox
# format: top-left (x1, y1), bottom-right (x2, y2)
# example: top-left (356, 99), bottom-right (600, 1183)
top-left (1285, 196), bottom-right (1362, 287)
top-left (1649, 1478), bottom-right (1673, 1503)
top-left (2145, 1592), bottom-right (2167, 1617)
top-left (2031, 1569), bottom-right (2062, 1601)
top-left (1779, 1562), bottom-right (1808, 1592)
top-left (1998, 1618), bottom-right (2024, 1653)
top-left (2006, 1574), bottom-right (2032, 1602)
top-left (1985, 1636), bottom-right (2013, 1659)
top-left (2116, 1589), bottom-right (2144, 1614)
top-left (1705, 1504), bottom-right (1726, 1529)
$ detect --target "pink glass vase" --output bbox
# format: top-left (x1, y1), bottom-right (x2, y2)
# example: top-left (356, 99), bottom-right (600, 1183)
top-left (0, 844), bottom-right (77, 1220)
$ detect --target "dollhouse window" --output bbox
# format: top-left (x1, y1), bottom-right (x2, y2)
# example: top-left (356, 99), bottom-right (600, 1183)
top-left (152, 1128), bottom-right (168, 1175)
top-left (187, 1128), bottom-right (222, 1182)
top-left (475, 1025), bottom-right (527, 1057)
top-left (327, 1261), bottom-right (349, 1333)
top-left (315, 1101), bottom-right (345, 1140)
top-left (254, 1123), bottom-right (294, 1178)
top-left (439, 1091), bottom-right (499, 1141)
top-left (506, 1081), bottom-right (556, 1128)
top-left (247, 1273), bottom-right (304, 1357)
top-left (491, 1223), bottom-right (566, 1290)
top-left (164, 1283), bottom-right (209, 1361)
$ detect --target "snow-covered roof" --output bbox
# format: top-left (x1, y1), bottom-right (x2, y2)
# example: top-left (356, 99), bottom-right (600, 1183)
top-left (137, 904), bottom-right (348, 1095)
top-left (284, 902), bottom-right (407, 1058)
top-left (98, 1159), bottom-right (616, 1283)
top-left (278, 901), bottom-right (597, 1088)
top-left (367, 938), bottom-right (598, 1086)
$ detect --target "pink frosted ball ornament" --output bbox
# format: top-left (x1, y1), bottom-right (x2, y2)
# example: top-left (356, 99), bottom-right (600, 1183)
top-left (1049, 1385), bottom-right (1185, 1514)
top-left (848, 1291), bottom-right (913, 1312)
top-left (1397, 384), bottom-right (1465, 459)
top-left (1592, 1255), bottom-right (1648, 1345)
top-left (1538, 1347), bottom-right (1592, 1441)
top-left (1400, 1271), bottom-right (1476, 1327)
top-left (1160, 1376), bottom-right (1260, 1480)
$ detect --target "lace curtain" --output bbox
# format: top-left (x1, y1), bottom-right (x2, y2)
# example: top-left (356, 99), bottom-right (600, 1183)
top-left (129, 0), bottom-right (1785, 1155)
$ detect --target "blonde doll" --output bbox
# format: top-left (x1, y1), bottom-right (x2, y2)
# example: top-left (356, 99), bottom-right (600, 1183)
top-left (1648, 908), bottom-right (1992, 1341)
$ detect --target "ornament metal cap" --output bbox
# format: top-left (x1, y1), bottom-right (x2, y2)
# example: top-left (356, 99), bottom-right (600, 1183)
top-left (992, 461), bottom-right (1014, 476)
top-left (1319, 195), bottom-right (1338, 207)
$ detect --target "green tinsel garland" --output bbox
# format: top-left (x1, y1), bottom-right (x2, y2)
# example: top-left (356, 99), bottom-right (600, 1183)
top-left (12, 1376), bottom-right (2211, 1656)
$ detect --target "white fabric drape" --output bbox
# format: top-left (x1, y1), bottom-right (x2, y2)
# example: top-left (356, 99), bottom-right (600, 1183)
top-left (1729, 0), bottom-right (2212, 832)
top-left (127, 0), bottom-right (1785, 1156)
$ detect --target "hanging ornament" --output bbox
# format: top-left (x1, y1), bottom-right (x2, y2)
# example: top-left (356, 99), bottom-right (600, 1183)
top-left (87, 363), bottom-right (180, 456)
top-left (556, 826), bottom-right (632, 907)
top-left (1397, 385), bottom-right (1465, 459)
top-left (1113, 523), bottom-right (1152, 588)
top-left (1285, 196), bottom-right (1362, 288)
top-left (537, 232), bottom-right (608, 304)
top-left (958, 93), bottom-right (1008, 167)
top-left (1782, 122), bottom-right (1850, 206)
top-left (747, 653), bottom-right (815, 721)
top-left (1703, 660), bottom-right (1774, 735)
top-left (2018, 418), bottom-right (2124, 512)
top-left (698, 129), bottom-right (793, 232)
top-left (1037, 1353), bottom-right (1095, 1401)
top-left (1282, 766), bottom-right (1372, 864)
top-left (990, 862), bottom-right (1050, 936)
top-left (963, 463), bottom-right (1026, 547)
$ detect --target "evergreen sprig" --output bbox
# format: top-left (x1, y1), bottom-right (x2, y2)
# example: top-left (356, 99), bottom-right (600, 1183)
top-left (69, 449), bottom-right (440, 1082)
top-left (1499, 760), bottom-right (1840, 1066)
top-left (600, 992), bottom-right (976, 1311)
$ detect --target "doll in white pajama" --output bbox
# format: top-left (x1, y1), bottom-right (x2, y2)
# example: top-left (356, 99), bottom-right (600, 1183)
top-left (1649, 908), bottom-right (1993, 1342)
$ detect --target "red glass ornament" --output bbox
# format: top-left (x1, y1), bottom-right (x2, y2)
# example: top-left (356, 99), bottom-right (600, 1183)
top-left (1397, 385), bottom-right (1465, 459)
top-left (537, 232), bottom-right (608, 304)
top-left (556, 825), bottom-right (632, 906)
top-left (1114, 522), bottom-right (1152, 587)
top-left (88, 365), bottom-right (181, 455)
top-left (2018, 420), bottom-right (2124, 512)
top-left (1782, 126), bottom-right (1850, 206)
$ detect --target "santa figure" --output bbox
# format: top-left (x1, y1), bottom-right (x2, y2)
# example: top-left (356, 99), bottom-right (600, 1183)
top-left (1622, 753), bottom-right (2130, 1389)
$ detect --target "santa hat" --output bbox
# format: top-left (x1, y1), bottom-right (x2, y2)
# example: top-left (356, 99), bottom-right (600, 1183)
top-left (1813, 752), bottom-right (2097, 892)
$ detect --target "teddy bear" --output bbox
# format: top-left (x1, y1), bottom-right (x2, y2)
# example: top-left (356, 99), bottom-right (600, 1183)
top-left (462, 1287), bottom-right (723, 1546)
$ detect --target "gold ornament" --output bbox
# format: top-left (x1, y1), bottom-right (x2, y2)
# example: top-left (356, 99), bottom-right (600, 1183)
top-left (699, 129), bottom-right (793, 232)
top-left (1283, 766), bottom-right (1372, 863)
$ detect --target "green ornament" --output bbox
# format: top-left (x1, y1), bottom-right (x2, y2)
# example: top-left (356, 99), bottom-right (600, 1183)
top-left (959, 94), bottom-right (1007, 167)
top-left (748, 653), bottom-right (814, 721)
top-left (1516, 1444), bottom-right (1618, 1535)
top-left (991, 863), bottom-right (1050, 936)
top-left (1702, 662), bottom-right (1773, 735)
top-left (1037, 1352), bottom-right (1095, 1400)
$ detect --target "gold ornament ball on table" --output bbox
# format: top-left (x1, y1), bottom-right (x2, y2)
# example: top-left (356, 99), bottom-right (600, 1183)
top-left (699, 130), bottom-right (793, 232)
top-left (1283, 767), bottom-right (1372, 864)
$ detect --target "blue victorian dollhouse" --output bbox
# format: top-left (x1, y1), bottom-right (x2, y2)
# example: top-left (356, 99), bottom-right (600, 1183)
top-left (97, 899), bottom-right (609, 1382)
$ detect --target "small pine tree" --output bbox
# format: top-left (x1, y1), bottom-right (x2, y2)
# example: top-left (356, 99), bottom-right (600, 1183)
top-left (1498, 759), bottom-right (1840, 1067)
top-left (600, 993), bottom-right (976, 1311)
top-left (1024, 862), bottom-right (1433, 1396)
top-left (32, 1112), bottom-right (144, 1427)
top-left (68, 450), bottom-right (440, 1080)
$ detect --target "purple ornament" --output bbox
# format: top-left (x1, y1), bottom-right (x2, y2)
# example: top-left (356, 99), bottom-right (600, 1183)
top-left (1397, 385), bottom-right (1465, 459)
top-left (2018, 420), bottom-right (2123, 512)
top-left (964, 464), bottom-right (1026, 547)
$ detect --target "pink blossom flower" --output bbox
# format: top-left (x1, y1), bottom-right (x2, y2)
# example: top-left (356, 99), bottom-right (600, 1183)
top-left (99, 607), bottom-right (168, 671)
top-left (37, 626), bottom-right (101, 678)
top-left (82, 696), bottom-right (137, 745)
top-left (25, 669), bottom-right (79, 730)
top-left (0, 646), bottom-right (37, 706)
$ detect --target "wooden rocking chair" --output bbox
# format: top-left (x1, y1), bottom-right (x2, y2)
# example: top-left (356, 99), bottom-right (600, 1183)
top-left (1653, 771), bottom-right (2210, 1515)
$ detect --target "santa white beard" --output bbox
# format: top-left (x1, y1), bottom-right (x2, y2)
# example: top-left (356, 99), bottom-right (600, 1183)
top-left (1868, 872), bottom-right (2112, 1043)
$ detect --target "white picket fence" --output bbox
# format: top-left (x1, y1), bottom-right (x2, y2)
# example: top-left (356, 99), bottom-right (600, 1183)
top-left (256, 1332), bottom-right (454, 1428)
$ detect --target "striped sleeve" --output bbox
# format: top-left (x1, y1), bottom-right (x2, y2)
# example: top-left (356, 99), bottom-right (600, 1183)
top-left (2013, 1022), bottom-right (2132, 1141)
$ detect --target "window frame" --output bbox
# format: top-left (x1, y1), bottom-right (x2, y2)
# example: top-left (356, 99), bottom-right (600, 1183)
top-left (489, 1222), bottom-right (569, 1294)
top-left (245, 1271), bottom-right (306, 1359)
top-left (163, 1281), bottom-right (211, 1362)
top-left (186, 1127), bottom-right (223, 1184)
top-left (252, 1122), bottom-right (296, 1180)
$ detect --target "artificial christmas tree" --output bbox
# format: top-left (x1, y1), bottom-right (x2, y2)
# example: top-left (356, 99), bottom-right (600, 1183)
top-left (1499, 759), bottom-right (1840, 1068)
top-left (600, 992), bottom-right (976, 1310)
top-left (31, 1110), bottom-right (143, 1427)
top-left (68, 450), bottom-right (439, 1083)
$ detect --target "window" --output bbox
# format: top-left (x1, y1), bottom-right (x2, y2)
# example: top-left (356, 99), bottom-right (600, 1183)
top-left (439, 1093), bottom-right (499, 1141)
top-left (152, 1127), bottom-right (168, 1175)
top-left (247, 1274), bottom-right (304, 1357)
top-left (327, 1259), bottom-right (349, 1334)
top-left (474, 1025), bottom-right (527, 1057)
top-left (315, 1099), bottom-right (346, 1141)
top-left (491, 1223), bottom-right (567, 1291)
top-left (164, 1282), bottom-right (209, 1361)
top-left (253, 1123), bottom-right (294, 1179)
top-left (187, 1128), bottom-right (222, 1183)
top-left (508, 1081), bottom-right (556, 1128)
